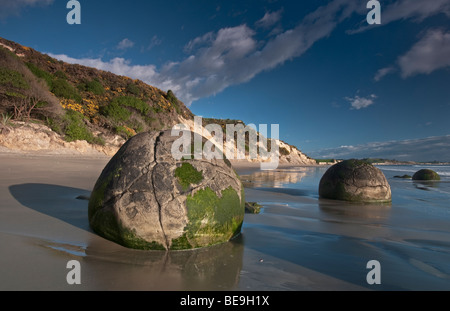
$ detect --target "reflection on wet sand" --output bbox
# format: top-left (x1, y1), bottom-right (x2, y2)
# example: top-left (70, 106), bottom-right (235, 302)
top-left (83, 236), bottom-right (244, 291)
top-left (241, 167), bottom-right (316, 188)
top-left (413, 180), bottom-right (439, 191)
top-left (318, 199), bottom-right (391, 221)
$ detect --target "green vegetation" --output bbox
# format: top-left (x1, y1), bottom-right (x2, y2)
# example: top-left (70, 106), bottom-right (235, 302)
top-left (26, 62), bottom-right (82, 102)
top-left (100, 100), bottom-right (132, 123)
top-left (113, 96), bottom-right (149, 115)
top-left (51, 78), bottom-right (82, 102)
top-left (126, 83), bottom-right (141, 96)
top-left (1, 113), bottom-right (12, 126)
top-left (0, 67), bottom-right (29, 90)
top-left (45, 110), bottom-right (104, 145)
top-left (115, 125), bottom-right (135, 139)
top-left (26, 63), bottom-right (53, 88)
top-left (5, 91), bottom-right (26, 99)
top-left (78, 79), bottom-right (105, 95)
top-left (53, 70), bottom-right (67, 80)
top-left (45, 116), bottom-right (63, 135)
top-left (175, 163), bottom-right (204, 190)
top-left (63, 110), bottom-right (95, 142)
top-left (166, 89), bottom-right (181, 114)
top-left (100, 96), bottom-right (150, 133)
top-left (99, 96), bottom-right (155, 139)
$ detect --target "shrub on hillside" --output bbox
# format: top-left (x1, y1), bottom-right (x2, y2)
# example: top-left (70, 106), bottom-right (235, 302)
top-left (78, 79), bottom-right (105, 95)
top-left (166, 90), bottom-right (181, 114)
top-left (51, 78), bottom-right (82, 103)
top-left (26, 63), bottom-right (53, 88)
top-left (114, 96), bottom-right (149, 115)
top-left (100, 100), bottom-right (131, 123)
top-left (126, 83), bottom-right (141, 96)
top-left (115, 125), bottom-right (136, 139)
top-left (63, 110), bottom-right (95, 142)
top-left (0, 67), bottom-right (30, 90)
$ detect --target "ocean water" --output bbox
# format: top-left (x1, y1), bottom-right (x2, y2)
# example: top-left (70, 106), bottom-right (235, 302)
top-left (240, 165), bottom-right (450, 290)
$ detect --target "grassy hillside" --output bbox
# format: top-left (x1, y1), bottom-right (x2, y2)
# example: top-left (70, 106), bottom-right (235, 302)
top-left (0, 37), bottom-right (315, 163)
top-left (0, 37), bottom-right (193, 145)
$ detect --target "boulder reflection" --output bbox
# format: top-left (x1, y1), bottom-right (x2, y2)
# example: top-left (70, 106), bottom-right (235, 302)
top-left (413, 180), bottom-right (439, 191)
top-left (85, 236), bottom-right (244, 290)
top-left (318, 199), bottom-right (391, 221)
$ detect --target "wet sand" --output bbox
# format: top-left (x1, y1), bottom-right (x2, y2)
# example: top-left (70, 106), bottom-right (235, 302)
top-left (1, 154), bottom-right (448, 291)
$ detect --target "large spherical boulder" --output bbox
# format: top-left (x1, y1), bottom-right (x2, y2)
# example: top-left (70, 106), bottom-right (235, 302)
top-left (319, 159), bottom-right (391, 203)
top-left (412, 169), bottom-right (441, 181)
top-left (88, 130), bottom-right (245, 251)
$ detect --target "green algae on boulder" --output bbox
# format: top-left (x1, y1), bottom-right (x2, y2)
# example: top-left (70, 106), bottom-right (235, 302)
top-left (88, 130), bottom-right (245, 250)
top-left (319, 159), bottom-right (392, 203)
top-left (412, 169), bottom-right (441, 181)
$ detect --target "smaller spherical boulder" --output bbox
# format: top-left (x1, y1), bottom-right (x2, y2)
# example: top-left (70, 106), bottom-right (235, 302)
top-left (412, 169), bottom-right (441, 181)
top-left (319, 159), bottom-right (391, 203)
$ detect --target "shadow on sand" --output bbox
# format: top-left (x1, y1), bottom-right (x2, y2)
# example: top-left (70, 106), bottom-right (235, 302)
top-left (9, 183), bottom-right (92, 231)
top-left (8, 183), bottom-right (245, 290)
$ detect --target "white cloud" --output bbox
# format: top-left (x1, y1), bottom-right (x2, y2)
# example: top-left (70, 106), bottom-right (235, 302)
top-left (117, 38), bottom-right (135, 50)
top-left (184, 32), bottom-right (214, 53)
top-left (0, 0), bottom-right (54, 20)
top-left (381, 0), bottom-right (450, 24)
top-left (346, 94), bottom-right (377, 110)
top-left (374, 67), bottom-right (396, 81)
top-left (309, 135), bottom-right (450, 162)
top-left (349, 0), bottom-right (450, 34)
top-left (255, 9), bottom-right (283, 29)
top-left (399, 29), bottom-right (450, 78)
top-left (48, 0), bottom-right (361, 105)
top-left (147, 35), bottom-right (162, 50)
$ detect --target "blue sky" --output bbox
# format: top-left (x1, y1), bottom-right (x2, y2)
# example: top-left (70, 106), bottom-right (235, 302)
top-left (1, 0), bottom-right (450, 161)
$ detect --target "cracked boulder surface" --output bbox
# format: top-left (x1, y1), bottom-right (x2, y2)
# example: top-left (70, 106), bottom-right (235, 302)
top-left (319, 159), bottom-right (392, 203)
top-left (88, 130), bottom-right (245, 250)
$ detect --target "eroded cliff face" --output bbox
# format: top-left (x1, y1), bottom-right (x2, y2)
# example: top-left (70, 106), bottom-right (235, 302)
top-left (0, 121), bottom-right (124, 156)
top-left (180, 117), bottom-right (317, 166)
top-left (1, 119), bottom-right (316, 166)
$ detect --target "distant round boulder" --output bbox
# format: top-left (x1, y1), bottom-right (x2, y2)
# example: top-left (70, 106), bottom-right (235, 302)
top-left (412, 169), bottom-right (441, 181)
top-left (319, 159), bottom-right (392, 203)
top-left (88, 130), bottom-right (245, 251)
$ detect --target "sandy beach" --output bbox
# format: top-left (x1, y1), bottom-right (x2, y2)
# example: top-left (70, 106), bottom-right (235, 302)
top-left (1, 153), bottom-right (449, 291)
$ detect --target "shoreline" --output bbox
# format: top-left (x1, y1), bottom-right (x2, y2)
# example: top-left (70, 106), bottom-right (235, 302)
top-left (1, 151), bottom-right (449, 290)
top-left (0, 152), bottom-right (359, 291)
